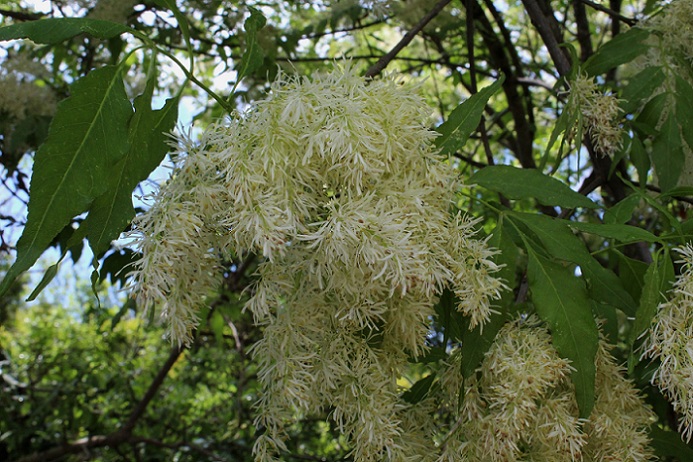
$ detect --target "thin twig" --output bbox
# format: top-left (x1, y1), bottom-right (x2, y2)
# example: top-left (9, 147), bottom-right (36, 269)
top-left (577, 0), bottom-right (637, 25)
top-left (364, 0), bottom-right (452, 78)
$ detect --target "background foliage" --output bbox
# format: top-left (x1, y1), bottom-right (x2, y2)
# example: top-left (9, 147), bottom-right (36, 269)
top-left (2, 0), bottom-right (693, 460)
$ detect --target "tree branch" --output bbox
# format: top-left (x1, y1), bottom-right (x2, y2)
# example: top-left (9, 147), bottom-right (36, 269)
top-left (578, 0), bottom-right (637, 26)
top-left (364, 0), bottom-right (452, 78)
top-left (12, 346), bottom-right (184, 462)
top-left (0, 8), bottom-right (45, 21)
top-left (520, 0), bottom-right (572, 76)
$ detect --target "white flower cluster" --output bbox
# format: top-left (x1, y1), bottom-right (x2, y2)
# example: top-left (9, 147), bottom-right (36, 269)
top-left (644, 245), bottom-right (693, 441)
top-left (0, 53), bottom-right (56, 122)
top-left (634, 0), bottom-right (693, 188)
top-left (128, 63), bottom-right (504, 460)
top-left (87, 0), bottom-right (138, 23)
top-left (644, 0), bottom-right (693, 65)
top-left (567, 75), bottom-right (624, 157)
top-left (439, 319), bottom-right (655, 462)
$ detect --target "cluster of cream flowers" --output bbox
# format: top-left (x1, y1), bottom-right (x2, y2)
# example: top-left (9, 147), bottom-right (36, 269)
top-left (0, 53), bottom-right (56, 122)
top-left (128, 63), bottom-right (503, 460)
top-left (567, 75), bottom-right (623, 157)
top-left (633, 0), bottom-right (693, 188)
top-left (643, 0), bottom-right (693, 65)
top-left (644, 245), bottom-right (693, 441)
top-left (438, 319), bottom-right (655, 462)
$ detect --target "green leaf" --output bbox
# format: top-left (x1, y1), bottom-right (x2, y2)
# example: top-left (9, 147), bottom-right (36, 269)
top-left (603, 195), bottom-right (641, 224)
top-left (629, 253), bottom-right (663, 348)
top-left (567, 221), bottom-right (660, 244)
top-left (509, 212), bottom-right (591, 265)
top-left (527, 250), bottom-right (598, 418)
top-left (540, 97), bottom-right (578, 171)
top-left (233, 6), bottom-right (266, 91)
top-left (675, 75), bottom-right (693, 152)
top-left (629, 135), bottom-right (650, 184)
top-left (0, 18), bottom-right (131, 45)
top-left (471, 166), bottom-right (598, 210)
top-left (620, 66), bottom-right (665, 114)
top-left (591, 300), bottom-right (619, 344)
top-left (615, 250), bottom-right (648, 301)
top-left (0, 66), bottom-right (133, 297)
top-left (584, 27), bottom-right (650, 76)
top-left (69, 94), bottom-right (179, 259)
top-left (402, 374), bottom-right (436, 404)
top-left (635, 92), bottom-right (668, 135)
top-left (435, 288), bottom-right (465, 343)
top-left (581, 258), bottom-right (637, 316)
top-left (460, 311), bottom-right (506, 378)
top-left (435, 76), bottom-right (504, 156)
top-left (491, 215), bottom-right (519, 286)
top-left (26, 262), bottom-right (60, 302)
top-left (459, 215), bottom-right (515, 378)
top-left (650, 425), bottom-right (693, 461)
top-left (509, 213), bottom-right (638, 314)
top-left (652, 110), bottom-right (684, 192)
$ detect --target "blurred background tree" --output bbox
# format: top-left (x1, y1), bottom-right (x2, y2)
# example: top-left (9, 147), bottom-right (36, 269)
top-left (2, 0), bottom-right (693, 460)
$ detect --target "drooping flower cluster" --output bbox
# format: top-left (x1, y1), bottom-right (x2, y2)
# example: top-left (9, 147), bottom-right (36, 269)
top-left (438, 318), bottom-right (655, 462)
top-left (644, 244), bottom-right (693, 442)
top-left (128, 63), bottom-right (504, 460)
top-left (567, 74), bottom-right (624, 157)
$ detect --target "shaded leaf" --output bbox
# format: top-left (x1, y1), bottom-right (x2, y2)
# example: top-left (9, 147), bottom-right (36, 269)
top-left (541, 97), bottom-right (579, 170)
top-left (460, 215), bottom-right (517, 378)
top-left (628, 250), bottom-right (672, 370)
top-left (620, 66), bottom-right (665, 114)
top-left (616, 250), bottom-right (648, 302)
top-left (603, 195), bottom-right (641, 224)
top-left (509, 212), bottom-right (591, 265)
top-left (0, 66), bottom-right (133, 297)
top-left (582, 258), bottom-right (637, 316)
top-left (0, 18), bottom-right (130, 45)
top-left (650, 425), bottom-right (693, 461)
top-left (527, 250), bottom-right (598, 418)
top-left (567, 221), bottom-right (660, 244)
top-left (676, 75), bottom-right (693, 152)
top-left (402, 374), bottom-right (436, 404)
top-left (434, 288), bottom-right (464, 343)
top-left (652, 111), bottom-right (684, 192)
top-left (435, 76), bottom-right (504, 156)
top-left (629, 135), bottom-right (650, 185)
top-left (471, 166), bottom-right (598, 209)
top-left (234, 6), bottom-right (266, 90)
top-left (584, 27), bottom-right (650, 76)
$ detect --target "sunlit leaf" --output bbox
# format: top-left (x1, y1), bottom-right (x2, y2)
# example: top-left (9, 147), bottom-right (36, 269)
top-left (0, 18), bottom-right (130, 45)
top-left (435, 76), bottom-right (504, 156)
top-left (0, 66), bottom-right (133, 298)
top-left (471, 166), bottom-right (598, 209)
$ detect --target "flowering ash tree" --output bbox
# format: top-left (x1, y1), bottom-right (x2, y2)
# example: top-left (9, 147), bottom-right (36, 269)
top-left (2, 0), bottom-right (693, 461)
